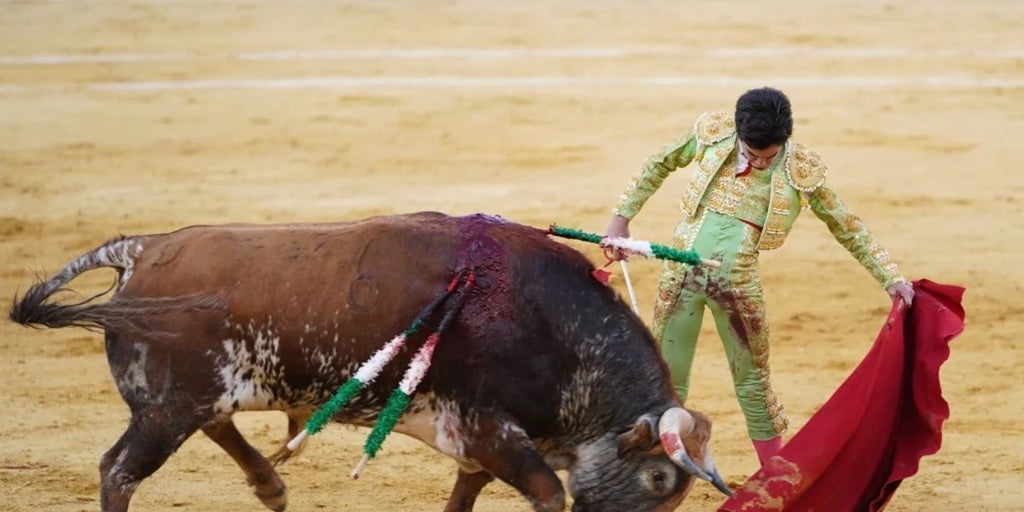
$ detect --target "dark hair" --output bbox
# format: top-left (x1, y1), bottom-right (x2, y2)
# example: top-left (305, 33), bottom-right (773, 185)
top-left (735, 87), bottom-right (793, 149)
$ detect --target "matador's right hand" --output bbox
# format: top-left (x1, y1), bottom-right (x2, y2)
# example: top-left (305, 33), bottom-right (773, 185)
top-left (602, 215), bottom-right (632, 261)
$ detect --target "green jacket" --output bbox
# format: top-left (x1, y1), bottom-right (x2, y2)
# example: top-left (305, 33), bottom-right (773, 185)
top-left (613, 111), bottom-right (904, 288)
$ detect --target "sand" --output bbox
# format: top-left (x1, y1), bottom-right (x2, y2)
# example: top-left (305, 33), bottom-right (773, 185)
top-left (1, 1), bottom-right (1021, 511)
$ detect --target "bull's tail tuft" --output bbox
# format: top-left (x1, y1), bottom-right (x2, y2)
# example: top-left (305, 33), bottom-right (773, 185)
top-left (10, 284), bottom-right (225, 332)
top-left (9, 235), bottom-right (224, 332)
top-left (9, 280), bottom-right (86, 329)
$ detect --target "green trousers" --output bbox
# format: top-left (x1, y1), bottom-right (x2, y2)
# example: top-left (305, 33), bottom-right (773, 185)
top-left (651, 210), bottom-right (788, 440)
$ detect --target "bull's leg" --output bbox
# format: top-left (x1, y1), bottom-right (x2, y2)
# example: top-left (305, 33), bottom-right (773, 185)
top-left (98, 430), bottom-right (132, 512)
top-left (98, 408), bottom-right (203, 512)
top-left (443, 469), bottom-right (495, 512)
top-left (202, 419), bottom-right (288, 512)
top-left (268, 410), bottom-right (312, 466)
top-left (457, 416), bottom-right (565, 512)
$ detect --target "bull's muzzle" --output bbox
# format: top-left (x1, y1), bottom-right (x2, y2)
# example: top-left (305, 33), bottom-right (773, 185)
top-left (658, 407), bottom-right (733, 496)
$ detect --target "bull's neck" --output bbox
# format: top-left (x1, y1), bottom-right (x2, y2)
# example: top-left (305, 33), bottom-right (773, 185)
top-left (556, 312), bottom-right (674, 441)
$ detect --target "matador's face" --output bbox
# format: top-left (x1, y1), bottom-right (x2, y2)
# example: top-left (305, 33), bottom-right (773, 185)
top-left (738, 139), bottom-right (783, 170)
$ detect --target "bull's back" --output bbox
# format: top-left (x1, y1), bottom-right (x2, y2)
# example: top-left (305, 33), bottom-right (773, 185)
top-left (113, 211), bottom-right (588, 348)
top-left (120, 212), bottom-right (462, 329)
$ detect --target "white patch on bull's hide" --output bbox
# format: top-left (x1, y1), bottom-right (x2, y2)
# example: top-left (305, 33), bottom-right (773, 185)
top-left (107, 446), bottom-right (141, 492)
top-left (392, 394), bottom-right (439, 444)
top-left (415, 399), bottom-right (484, 472)
top-left (498, 421), bottom-right (529, 444)
top-left (109, 344), bottom-right (156, 403)
top-left (431, 400), bottom-right (466, 456)
top-left (301, 337), bottom-right (343, 392)
top-left (382, 396), bottom-right (478, 471)
top-left (313, 350), bottom-right (334, 379)
top-left (557, 342), bottom-right (607, 432)
top-left (213, 324), bottom-right (290, 414)
top-left (283, 318), bottom-right (347, 400)
top-left (568, 438), bottom-right (614, 495)
top-left (115, 344), bottom-right (151, 400)
top-left (543, 452), bottom-right (575, 472)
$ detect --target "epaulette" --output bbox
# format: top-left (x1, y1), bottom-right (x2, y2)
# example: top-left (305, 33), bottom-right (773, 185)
top-left (694, 111), bottom-right (736, 147)
top-left (784, 142), bottom-right (828, 192)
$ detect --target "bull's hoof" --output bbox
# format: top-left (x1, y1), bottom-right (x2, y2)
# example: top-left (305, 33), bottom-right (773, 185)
top-left (268, 441), bottom-right (306, 467)
top-left (255, 484), bottom-right (288, 512)
top-left (267, 448), bottom-right (292, 467)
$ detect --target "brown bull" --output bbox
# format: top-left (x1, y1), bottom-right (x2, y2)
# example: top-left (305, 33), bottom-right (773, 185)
top-left (9, 211), bottom-right (730, 512)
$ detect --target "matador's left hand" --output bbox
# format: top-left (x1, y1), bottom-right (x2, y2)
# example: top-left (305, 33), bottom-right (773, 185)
top-left (886, 280), bottom-right (915, 310)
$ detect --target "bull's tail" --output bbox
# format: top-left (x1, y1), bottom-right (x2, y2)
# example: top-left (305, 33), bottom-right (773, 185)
top-left (9, 235), bottom-right (222, 331)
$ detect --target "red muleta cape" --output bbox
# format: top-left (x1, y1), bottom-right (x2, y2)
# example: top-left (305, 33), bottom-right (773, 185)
top-left (719, 279), bottom-right (966, 512)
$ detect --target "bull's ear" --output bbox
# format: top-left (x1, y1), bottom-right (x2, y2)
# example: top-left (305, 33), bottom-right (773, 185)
top-left (617, 415), bottom-right (659, 457)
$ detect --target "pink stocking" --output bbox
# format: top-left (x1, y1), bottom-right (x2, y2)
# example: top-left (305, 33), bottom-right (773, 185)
top-left (752, 436), bottom-right (783, 466)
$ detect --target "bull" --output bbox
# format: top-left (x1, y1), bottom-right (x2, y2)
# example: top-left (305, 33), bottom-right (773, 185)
top-left (9, 211), bottom-right (730, 512)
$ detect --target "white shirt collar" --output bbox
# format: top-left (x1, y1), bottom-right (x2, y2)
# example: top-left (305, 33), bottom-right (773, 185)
top-left (735, 145), bottom-right (751, 175)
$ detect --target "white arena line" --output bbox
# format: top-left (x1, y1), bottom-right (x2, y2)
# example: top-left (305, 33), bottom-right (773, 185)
top-left (2, 47), bottom-right (1023, 65)
top-left (2, 75), bottom-right (1022, 93)
top-left (0, 53), bottom-right (191, 65)
top-left (237, 47), bottom-right (1024, 61)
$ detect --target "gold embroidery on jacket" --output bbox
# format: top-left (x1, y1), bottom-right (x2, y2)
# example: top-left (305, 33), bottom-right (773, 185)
top-left (784, 142), bottom-right (827, 192)
top-left (683, 112), bottom-right (737, 218)
top-left (755, 171), bottom-right (793, 250)
top-left (695, 111), bottom-right (735, 146)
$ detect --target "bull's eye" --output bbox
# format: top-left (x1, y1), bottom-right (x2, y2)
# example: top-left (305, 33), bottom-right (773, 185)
top-left (647, 469), bottom-right (667, 493)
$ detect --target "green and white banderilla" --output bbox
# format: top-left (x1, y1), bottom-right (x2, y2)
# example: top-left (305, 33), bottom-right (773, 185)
top-left (547, 225), bottom-right (721, 315)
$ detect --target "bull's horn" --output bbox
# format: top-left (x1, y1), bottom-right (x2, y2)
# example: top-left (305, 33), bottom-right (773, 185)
top-left (658, 407), bottom-right (733, 496)
top-left (658, 408), bottom-right (710, 480)
top-left (703, 448), bottom-right (733, 496)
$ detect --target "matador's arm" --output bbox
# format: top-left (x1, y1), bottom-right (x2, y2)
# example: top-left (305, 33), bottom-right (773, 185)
top-left (612, 131), bottom-right (698, 220)
top-left (807, 185), bottom-right (906, 289)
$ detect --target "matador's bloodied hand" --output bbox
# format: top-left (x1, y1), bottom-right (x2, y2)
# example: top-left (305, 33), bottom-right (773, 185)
top-left (887, 280), bottom-right (915, 310)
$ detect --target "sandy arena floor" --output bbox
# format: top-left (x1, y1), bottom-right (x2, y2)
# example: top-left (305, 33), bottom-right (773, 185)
top-left (1, 1), bottom-right (1021, 511)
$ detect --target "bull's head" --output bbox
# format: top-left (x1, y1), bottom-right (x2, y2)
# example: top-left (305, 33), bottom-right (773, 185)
top-left (567, 407), bottom-right (730, 512)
